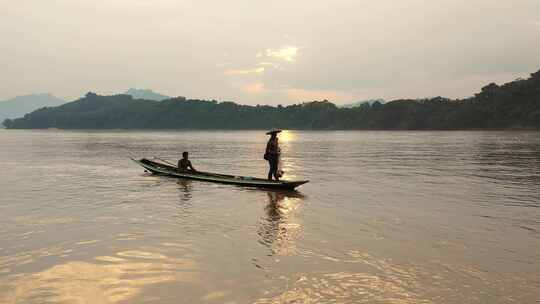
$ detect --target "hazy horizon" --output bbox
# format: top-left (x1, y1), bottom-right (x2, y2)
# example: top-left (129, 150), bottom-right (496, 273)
top-left (2, 0), bottom-right (540, 105)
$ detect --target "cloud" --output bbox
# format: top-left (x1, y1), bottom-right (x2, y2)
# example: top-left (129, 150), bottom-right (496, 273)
top-left (215, 62), bottom-right (233, 68)
top-left (265, 46), bottom-right (299, 62)
top-left (258, 62), bottom-right (280, 68)
top-left (286, 88), bottom-right (358, 103)
top-left (242, 82), bottom-right (265, 94)
top-left (223, 46), bottom-right (299, 79)
top-left (224, 67), bottom-right (265, 75)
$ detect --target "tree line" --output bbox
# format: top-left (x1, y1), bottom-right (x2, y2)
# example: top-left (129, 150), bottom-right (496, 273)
top-left (4, 70), bottom-right (540, 130)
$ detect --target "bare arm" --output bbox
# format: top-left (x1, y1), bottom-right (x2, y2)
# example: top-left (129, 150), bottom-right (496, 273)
top-left (188, 161), bottom-right (196, 171)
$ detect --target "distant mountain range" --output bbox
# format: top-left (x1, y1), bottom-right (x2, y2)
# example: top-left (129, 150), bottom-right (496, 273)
top-left (124, 88), bottom-right (170, 101)
top-left (341, 99), bottom-right (386, 108)
top-left (0, 94), bottom-right (66, 126)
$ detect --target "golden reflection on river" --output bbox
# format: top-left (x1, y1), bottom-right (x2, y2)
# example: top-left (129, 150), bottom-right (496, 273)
top-left (258, 191), bottom-right (304, 256)
top-left (0, 249), bottom-right (198, 304)
top-left (254, 249), bottom-right (434, 304)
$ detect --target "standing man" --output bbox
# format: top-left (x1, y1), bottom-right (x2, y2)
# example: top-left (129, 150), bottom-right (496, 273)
top-left (264, 129), bottom-right (281, 180)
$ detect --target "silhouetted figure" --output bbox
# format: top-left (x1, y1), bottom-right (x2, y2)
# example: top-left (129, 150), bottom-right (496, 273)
top-left (178, 151), bottom-right (196, 171)
top-left (264, 129), bottom-right (281, 180)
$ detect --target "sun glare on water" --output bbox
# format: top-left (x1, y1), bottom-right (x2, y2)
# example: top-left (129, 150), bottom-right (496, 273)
top-left (279, 130), bottom-right (296, 143)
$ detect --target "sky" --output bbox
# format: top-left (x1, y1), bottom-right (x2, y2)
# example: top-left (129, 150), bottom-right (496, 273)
top-left (1, 0), bottom-right (540, 105)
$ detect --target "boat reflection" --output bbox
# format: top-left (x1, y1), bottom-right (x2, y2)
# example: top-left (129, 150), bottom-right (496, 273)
top-left (258, 191), bottom-right (305, 256)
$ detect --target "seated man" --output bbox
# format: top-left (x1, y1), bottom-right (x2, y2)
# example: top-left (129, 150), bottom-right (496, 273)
top-left (178, 151), bottom-right (196, 171)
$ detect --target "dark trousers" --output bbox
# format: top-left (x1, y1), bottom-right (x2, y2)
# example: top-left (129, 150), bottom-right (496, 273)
top-left (267, 155), bottom-right (279, 180)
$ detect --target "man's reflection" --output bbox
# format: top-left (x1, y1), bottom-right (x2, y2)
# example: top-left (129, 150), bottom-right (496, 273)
top-left (178, 180), bottom-right (193, 203)
top-left (258, 191), bottom-right (305, 256)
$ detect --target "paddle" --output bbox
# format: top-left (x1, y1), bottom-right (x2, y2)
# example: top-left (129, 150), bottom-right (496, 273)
top-left (154, 157), bottom-right (177, 167)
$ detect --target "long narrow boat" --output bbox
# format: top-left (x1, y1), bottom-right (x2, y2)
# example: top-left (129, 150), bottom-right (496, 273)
top-left (132, 158), bottom-right (309, 190)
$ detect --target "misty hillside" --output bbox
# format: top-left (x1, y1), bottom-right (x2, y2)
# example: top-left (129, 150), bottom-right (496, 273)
top-left (341, 99), bottom-right (386, 108)
top-left (4, 70), bottom-right (540, 130)
top-left (125, 88), bottom-right (170, 101)
top-left (0, 94), bottom-right (66, 125)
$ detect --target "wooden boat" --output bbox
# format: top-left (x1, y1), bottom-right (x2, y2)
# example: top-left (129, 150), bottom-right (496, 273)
top-left (131, 158), bottom-right (309, 190)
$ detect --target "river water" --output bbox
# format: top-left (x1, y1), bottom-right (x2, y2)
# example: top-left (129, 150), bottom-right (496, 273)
top-left (0, 130), bottom-right (538, 303)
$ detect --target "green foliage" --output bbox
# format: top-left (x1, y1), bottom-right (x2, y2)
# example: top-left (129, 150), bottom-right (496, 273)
top-left (4, 70), bottom-right (540, 130)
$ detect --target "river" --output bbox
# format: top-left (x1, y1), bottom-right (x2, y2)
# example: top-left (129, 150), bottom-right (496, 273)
top-left (0, 130), bottom-right (538, 303)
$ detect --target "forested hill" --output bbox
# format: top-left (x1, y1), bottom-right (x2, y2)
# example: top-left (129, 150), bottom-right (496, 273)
top-left (4, 70), bottom-right (540, 130)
